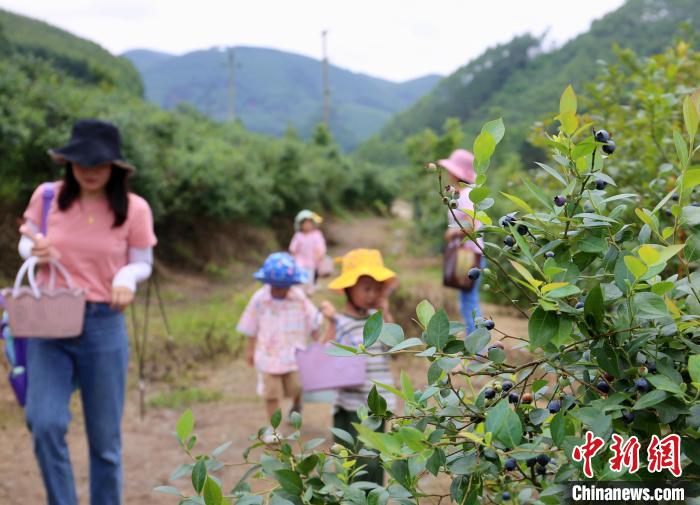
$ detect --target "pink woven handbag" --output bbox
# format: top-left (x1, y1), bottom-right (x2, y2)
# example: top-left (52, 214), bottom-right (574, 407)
top-left (296, 343), bottom-right (366, 392)
top-left (1, 257), bottom-right (86, 338)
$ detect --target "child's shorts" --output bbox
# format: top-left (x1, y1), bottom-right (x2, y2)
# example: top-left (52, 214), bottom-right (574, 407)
top-left (257, 371), bottom-right (301, 400)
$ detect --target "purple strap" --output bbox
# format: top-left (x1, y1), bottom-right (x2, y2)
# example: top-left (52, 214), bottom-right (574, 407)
top-left (40, 183), bottom-right (54, 235)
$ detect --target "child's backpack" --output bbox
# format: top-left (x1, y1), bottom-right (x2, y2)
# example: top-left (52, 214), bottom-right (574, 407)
top-left (0, 183), bottom-right (54, 406)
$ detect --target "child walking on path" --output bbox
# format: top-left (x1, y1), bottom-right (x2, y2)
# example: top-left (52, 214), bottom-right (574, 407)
top-left (237, 252), bottom-right (325, 442)
top-left (289, 210), bottom-right (326, 293)
top-left (320, 249), bottom-right (398, 485)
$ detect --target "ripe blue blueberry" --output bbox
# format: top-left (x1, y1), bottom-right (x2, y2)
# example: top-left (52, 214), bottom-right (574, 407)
top-left (537, 454), bottom-right (551, 466)
top-left (508, 392), bottom-right (519, 404)
top-left (502, 492), bottom-right (511, 501)
top-left (500, 214), bottom-right (517, 228)
top-left (545, 251), bottom-right (555, 259)
top-left (526, 457), bottom-right (537, 467)
top-left (548, 399), bottom-right (561, 413)
top-left (596, 380), bottom-right (610, 394)
top-left (485, 319), bottom-right (495, 331)
top-left (595, 179), bottom-right (608, 190)
top-left (554, 195), bottom-right (567, 207)
top-left (517, 224), bottom-right (528, 235)
top-left (484, 388), bottom-right (496, 400)
top-left (468, 268), bottom-right (481, 280)
top-left (622, 411), bottom-right (635, 424)
top-left (504, 235), bottom-right (516, 247)
top-left (502, 381), bottom-right (514, 392)
top-left (595, 129), bottom-right (610, 143)
top-left (575, 301), bottom-right (584, 309)
top-left (504, 458), bottom-right (517, 471)
top-left (635, 378), bottom-right (650, 393)
top-left (602, 139), bottom-right (616, 154)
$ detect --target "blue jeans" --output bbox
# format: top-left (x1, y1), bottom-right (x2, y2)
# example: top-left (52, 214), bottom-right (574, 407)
top-left (25, 303), bottom-right (129, 505)
top-left (459, 258), bottom-right (484, 334)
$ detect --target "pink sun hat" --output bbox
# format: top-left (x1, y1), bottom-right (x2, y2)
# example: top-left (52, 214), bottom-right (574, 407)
top-left (438, 149), bottom-right (476, 183)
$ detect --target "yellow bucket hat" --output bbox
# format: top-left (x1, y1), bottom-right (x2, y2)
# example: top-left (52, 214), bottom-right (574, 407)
top-left (328, 249), bottom-right (396, 290)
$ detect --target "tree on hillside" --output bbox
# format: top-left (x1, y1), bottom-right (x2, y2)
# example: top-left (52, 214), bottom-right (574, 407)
top-left (0, 23), bottom-right (9, 55)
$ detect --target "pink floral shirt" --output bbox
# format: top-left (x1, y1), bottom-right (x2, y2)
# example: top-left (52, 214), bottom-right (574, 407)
top-left (236, 285), bottom-right (321, 374)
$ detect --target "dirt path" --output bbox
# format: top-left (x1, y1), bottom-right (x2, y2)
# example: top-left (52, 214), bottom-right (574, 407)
top-left (0, 207), bottom-right (528, 504)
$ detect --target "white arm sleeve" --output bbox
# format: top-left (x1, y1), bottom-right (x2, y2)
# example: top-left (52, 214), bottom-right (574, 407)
top-left (112, 247), bottom-right (153, 292)
top-left (18, 221), bottom-right (39, 259)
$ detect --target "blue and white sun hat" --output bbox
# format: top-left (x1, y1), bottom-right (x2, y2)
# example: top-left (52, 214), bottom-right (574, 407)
top-left (254, 252), bottom-right (308, 288)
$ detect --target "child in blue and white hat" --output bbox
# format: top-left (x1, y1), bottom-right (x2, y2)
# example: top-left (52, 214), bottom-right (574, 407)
top-left (237, 252), bottom-right (332, 441)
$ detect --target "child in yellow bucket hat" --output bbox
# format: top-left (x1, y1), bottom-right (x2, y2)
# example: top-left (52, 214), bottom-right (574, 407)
top-left (319, 248), bottom-right (398, 486)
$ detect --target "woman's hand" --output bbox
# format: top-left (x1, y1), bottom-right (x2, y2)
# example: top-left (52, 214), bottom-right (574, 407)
top-left (31, 234), bottom-right (53, 264)
top-left (110, 286), bottom-right (135, 311)
top-left (444, 227), bottom-right (465, 242)
top-left (20, 225), bottom-right (61, 264)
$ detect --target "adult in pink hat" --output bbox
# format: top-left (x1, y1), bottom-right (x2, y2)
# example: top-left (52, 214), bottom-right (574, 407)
top-left (440, 148), bottom-right (484, 333)
top-left (438, 149), bottom-right (476, 183)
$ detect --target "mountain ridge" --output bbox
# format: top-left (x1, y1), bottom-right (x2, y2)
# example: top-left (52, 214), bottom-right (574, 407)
top-left (123, 45), bottom-right (441, 150)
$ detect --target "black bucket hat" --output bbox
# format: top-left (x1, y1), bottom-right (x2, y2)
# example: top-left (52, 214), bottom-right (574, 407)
top-left (48, 119), bottom-right (135, 173)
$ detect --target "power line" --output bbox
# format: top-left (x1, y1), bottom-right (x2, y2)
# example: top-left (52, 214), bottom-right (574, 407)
top-left (321, 30), bottom-right (330, 128)
top-left (226, 47), bottom-right (236, 122)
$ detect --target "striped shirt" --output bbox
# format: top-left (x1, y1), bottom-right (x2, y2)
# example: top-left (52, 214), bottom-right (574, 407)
top-left (334, 313), bottom-right (396, 412)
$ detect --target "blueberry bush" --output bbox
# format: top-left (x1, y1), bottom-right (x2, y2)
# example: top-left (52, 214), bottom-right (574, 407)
top-left (157, 86), bottom-right (699, 504)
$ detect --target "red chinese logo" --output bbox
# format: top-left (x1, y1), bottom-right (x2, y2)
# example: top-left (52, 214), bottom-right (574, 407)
top-left (572, 431), bottom-right (605, 478)
top-left (647, 434), bottom-right (682, 477)
top-left (608, 434), bottom-right (641, 473)
top-left (572, 432), bottom-right (684, 478)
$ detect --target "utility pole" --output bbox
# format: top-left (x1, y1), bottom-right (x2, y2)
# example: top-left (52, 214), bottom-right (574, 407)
top-left (321, 30), bottom-right (330, 128)
top-left (226, 47), bottom-right (236, 122)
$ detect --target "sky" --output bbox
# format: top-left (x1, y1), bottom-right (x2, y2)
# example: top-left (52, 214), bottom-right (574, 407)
top-left (0, 0), bottom-right (626, 82)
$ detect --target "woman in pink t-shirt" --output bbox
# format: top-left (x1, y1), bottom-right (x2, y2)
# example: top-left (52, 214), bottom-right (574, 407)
top-left (17, 120), bottom-right (157, 505)
top-left (439, 149), bottom-right (484, 334)
top-left (289, 210), bottom-right (327, 293)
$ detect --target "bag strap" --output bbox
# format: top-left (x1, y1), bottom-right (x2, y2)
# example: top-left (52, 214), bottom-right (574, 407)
top-left (40, 183), bottom-right (55, 235)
